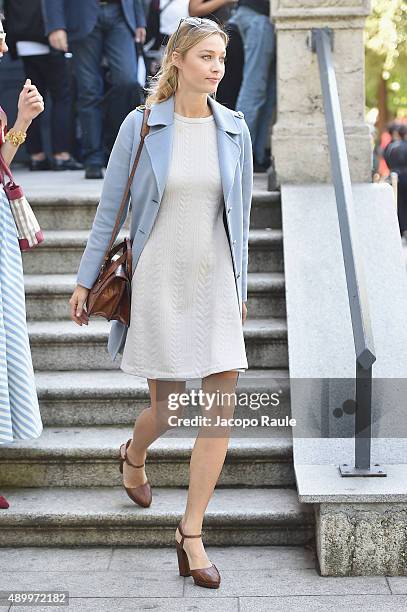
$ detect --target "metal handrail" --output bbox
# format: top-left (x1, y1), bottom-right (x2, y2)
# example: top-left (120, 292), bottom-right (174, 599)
top-left (310, 27), bottom-right (385, 477)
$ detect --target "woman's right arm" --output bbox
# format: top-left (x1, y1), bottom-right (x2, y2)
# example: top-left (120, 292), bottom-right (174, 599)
top-left (70, 109), bottom-right (142, 326)
top-left (1, 80), bottom-right (44, 166)
top-left (188, 0), bottom-right (236, 17)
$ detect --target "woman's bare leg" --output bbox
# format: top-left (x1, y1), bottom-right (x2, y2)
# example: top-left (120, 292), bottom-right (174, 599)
top-left (175, 370), bottom-right (239, 570)
top-left (122, 378), bottom-right (186, 488)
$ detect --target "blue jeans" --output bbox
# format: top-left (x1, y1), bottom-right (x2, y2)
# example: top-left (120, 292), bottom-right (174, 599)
top-left (71, 4), bottom-right (139, 166)
top-left (229, 7), bottom-right (276, 165)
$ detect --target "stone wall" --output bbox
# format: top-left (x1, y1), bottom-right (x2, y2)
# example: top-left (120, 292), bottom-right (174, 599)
top-left (271, 0), bottom-right (372, 183)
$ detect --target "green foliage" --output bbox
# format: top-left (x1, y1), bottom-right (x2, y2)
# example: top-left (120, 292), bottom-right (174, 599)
top-left (365, 0), bottom-right (407, 116)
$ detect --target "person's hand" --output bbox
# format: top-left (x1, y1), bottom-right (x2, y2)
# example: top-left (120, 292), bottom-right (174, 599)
top-left (70, 285), bottom-right (90, 326)
top-left (242, 302), bottom-right (247, 325)
top-left (48, 29), bottom-right (68, 52)
top-left (0, 31), bottom-right (8, 57)
top-left (17, 79), bottom-right (44, 125)
top-left (135, 27), bottom-right (146, 44)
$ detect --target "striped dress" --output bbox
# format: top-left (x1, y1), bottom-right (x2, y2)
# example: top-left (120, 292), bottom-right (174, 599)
top-left (0, 185), bottom-right (43, 444)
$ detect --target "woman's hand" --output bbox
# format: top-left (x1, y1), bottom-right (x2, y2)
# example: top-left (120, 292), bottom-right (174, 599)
top-left (242, 302), bottom-right (247, 325)
top-left (17, 79), bottom-right (44, 126)
top-left (70, 285), bottom-right (90, 326)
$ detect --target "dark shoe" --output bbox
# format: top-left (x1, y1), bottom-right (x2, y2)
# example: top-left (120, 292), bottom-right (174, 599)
top-left (175, 520), bottom-right (220, 589)
top-left (254, 159), bottom-right (271, 173)
top-left (52, 156), bottom-right (84, 171)
top-left (29, 158), bottom-right (51, 171)
top-left (119, 439), bottom-right (152, 508)
top-left (85, 165), bottom-right (103, 179)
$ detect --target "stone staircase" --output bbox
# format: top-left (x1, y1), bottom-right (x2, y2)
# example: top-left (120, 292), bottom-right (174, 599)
top-left (0, 172), bottom-right (315, 547)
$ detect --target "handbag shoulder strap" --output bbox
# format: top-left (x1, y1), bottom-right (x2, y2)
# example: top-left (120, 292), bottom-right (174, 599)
top-left (0, 151), bottom-right (15, 185)
top-left (103, 107), bottom-right (151, 262)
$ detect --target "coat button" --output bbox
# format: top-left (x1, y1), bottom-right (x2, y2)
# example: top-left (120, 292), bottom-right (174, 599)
top-left (227, 206), bottom-right (232, 213)
top-left (232, 239), bottom-right (236, 245)
top-left (236, 272), bottom-right (240, 278)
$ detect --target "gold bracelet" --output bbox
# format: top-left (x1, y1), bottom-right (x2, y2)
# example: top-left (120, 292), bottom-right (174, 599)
top-left (5, 129), bottom-right (27, 147)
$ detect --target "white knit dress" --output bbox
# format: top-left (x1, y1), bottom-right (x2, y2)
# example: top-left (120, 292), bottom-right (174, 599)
top-left (120, 111), bottom-right (248, 381)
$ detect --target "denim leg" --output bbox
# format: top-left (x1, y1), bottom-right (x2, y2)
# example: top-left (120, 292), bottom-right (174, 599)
top-left (254, 49), bottom-right (276, 163)
top-left (71, 20), bottom-right (104, 166)
top-left (46, 52), bottom-right (72, 154)
top-left (102, 4), bottom-right (139, 86)
top-left (232, 7), bottom-right (276, 164)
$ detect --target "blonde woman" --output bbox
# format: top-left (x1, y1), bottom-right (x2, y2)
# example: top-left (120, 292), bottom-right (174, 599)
top-left (70, 17), bottom-right (253, 589)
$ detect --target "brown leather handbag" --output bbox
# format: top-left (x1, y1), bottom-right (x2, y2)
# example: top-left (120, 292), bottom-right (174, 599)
top-left (86, 107), bottom-right (151, 326)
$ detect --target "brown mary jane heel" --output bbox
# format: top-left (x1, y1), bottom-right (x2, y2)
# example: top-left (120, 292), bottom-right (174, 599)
top-left (175, 520), bottom-right (220, 589)
top-left (119, 439), bottom-right (152, 508)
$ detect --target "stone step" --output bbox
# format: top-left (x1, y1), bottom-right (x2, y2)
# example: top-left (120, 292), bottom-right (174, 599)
top-left (249, 272), bottom-right (286, 318)
top-left (21, 228), bottom-right (284, 275)
top-left (28, 318), bottom-right (288, 371)
top-left (29, 190), bottom-right (282, 231)
top-left (29, 195), bottom-right (130, 231)
top-left (0, 426), bottom-right (294, 488)
top-left (24, 272), bottom-right (286, 321)
top-left (34, 368), bottom-right (291, 426)
top-left (0, 486), bottom-right (314, 546)
top-left (251, 190), bottom-right (282, 229)
top-left (249, 229), bottom-right (284, 273)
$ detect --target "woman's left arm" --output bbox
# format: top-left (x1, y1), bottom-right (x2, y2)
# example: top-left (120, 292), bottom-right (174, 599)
top-left (1, 79), bottom-right (44, 166)
top-left (241, 119), bottom-right (254, 305)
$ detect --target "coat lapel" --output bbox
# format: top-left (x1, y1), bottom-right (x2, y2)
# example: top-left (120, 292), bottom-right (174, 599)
top-left (144, 94), bottom-right (242, 205)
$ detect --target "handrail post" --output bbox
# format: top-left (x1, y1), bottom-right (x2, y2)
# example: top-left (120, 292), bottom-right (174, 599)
top-left (310, 27), bottom-right (386, 477)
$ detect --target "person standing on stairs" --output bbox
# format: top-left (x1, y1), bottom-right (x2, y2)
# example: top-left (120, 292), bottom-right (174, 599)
top-left (188, 0), bottom-right (244, 110)
top-left (70, 17), bottom-right (253, 589)
top-left (0, 18), bottom-right (44, 509)
top-left (42, 0), bottom-right (147, 180)
top-left (228, 0), bottom-right (276, 172)
top-left (3, 0), bottom-right (84, 172)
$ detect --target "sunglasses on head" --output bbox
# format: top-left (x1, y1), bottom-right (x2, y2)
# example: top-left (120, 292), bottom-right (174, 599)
top-left (171, 16), bottom-right (221, 50)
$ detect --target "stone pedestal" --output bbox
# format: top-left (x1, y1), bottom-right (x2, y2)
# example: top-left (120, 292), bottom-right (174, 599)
top-left (271, 0), bottom-right (372, 184)
top-left (316, 502), bottom-right (407, 576)
top-left (283, 182), bottom-right (407, 575)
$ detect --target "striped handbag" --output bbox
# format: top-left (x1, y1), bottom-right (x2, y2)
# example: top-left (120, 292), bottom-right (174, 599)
top-left (0, 152), bottom-right (44, 251)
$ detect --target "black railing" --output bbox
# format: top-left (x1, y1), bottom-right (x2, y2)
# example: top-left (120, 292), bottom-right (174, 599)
top-left (311, 27), bottom-right (385, 477)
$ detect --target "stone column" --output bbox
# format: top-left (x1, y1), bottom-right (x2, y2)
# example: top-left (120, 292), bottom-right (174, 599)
top-left (270, 0), bottom-right (372, 184)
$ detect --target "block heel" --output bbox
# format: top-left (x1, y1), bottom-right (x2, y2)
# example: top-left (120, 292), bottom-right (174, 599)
top-left (175, 520), bottom-right (220, 588)
top-left (176, 540), bottom-right (191, 577)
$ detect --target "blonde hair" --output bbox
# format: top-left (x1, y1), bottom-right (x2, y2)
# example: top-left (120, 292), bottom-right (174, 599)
top-left (145, 18), bottom-right (229, 107)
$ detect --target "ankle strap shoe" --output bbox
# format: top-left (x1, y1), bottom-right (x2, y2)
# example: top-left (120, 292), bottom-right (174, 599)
top-left (119, 439), bottom-right (152, 508)
top-left (175, 520), bottom-right (220, 588)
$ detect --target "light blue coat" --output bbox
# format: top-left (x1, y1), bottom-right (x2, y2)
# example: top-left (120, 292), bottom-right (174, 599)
top-left (76, 93), bottom-right (253, 361)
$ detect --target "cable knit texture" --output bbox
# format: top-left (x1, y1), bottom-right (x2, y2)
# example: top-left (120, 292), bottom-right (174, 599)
top-left (120, 112), bottom-right (248, 380)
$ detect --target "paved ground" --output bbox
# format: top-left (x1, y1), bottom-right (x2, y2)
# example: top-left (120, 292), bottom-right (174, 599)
top-left (0, 544), bottom-right (406, 611)
top-left (12, 167), bottom-right (269, 197)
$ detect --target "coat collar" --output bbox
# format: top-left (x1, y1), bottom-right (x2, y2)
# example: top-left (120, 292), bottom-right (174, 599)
top-left (146, 93), bottom-right (242, 135)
